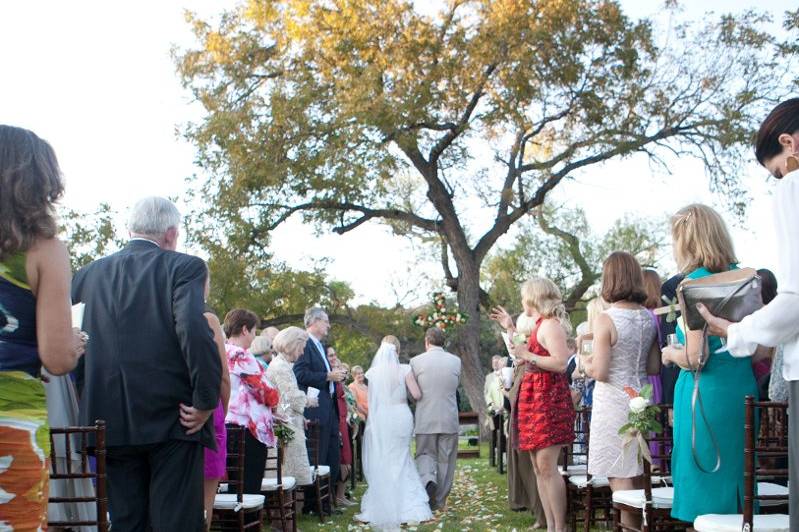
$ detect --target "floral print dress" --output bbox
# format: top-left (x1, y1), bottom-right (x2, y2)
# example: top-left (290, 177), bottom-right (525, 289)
top-left (224, 344), bottom-right (280, 446)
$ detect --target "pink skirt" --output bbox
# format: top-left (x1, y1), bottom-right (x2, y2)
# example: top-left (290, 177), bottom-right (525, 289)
top-left (204, 402), bottom-right (227, 480)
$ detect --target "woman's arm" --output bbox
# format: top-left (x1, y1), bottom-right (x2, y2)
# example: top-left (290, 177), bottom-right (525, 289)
top-left (29, 238), bottom-right (84, 375)
top-left (204, 312), bottom-right (230, 412)
top-left (662, 328), bottom-right (704, 369)
top-left (583, 314), bottom-right (613, 382)
top-left (646, 336), bottom-right (662, 376)
top-left (405, 370), bottom-right (423, 401)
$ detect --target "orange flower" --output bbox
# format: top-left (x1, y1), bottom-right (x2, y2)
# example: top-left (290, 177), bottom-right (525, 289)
top-left (623, 386), bottom-right (639, 399)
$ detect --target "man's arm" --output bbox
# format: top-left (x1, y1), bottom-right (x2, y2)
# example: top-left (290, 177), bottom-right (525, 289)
top-left (173, 256), bottom-right (221, 412)
top-left (293, 343), bottom-right (328, 390)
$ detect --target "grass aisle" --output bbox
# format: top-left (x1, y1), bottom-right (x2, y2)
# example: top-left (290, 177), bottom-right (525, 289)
top-left (297, 448), bottom-right (540, 531)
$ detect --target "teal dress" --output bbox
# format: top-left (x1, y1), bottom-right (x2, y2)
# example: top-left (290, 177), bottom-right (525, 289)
top-left (670, 266), bottom-right (759, 522)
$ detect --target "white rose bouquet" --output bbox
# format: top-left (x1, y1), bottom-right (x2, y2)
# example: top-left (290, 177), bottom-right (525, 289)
top-left (618, 384), bottom-right (662, 464)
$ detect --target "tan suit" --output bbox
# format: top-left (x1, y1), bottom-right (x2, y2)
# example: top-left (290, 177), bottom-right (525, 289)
top-left (410, 346), bottom-right (461, 508)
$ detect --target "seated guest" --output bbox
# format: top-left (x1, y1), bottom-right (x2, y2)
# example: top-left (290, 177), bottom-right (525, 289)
top-left (0, 125), bottom-right (86, 530)
top-left (661, 204), bottom-right (758, 523)
top-left (265, 326), bottom-right (314, 506)
top-left (223, 308), bottom-right (280, 494)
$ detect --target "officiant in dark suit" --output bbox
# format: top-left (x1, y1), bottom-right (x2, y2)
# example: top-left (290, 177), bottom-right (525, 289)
top-left (72, 197), bottom-right (221, 532)
top-left (293, 306), bottom-right (346, 514)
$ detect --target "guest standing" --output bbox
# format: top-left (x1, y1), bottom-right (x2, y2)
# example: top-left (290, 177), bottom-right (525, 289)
top-left (696, 100), bottom-right (799, 528)
top-left (202, 274), bottom-right (230, 531)
top-left (661, 204), bottom-right (758, 523)
top-left (582, 252), bottom-right (660, 528)
top-left (0, 125), bottom-right (86, 530)
top-left (72, 197), bottom-right (221, 531)
top-left (265, 327), bottom-right (314, 495)
top-left (250, 335), bottom-right (273, 370)
top-left (503, 360), bottom-right (547, 529)
top-left (223, 308), bottom-right (280, 495)
top-left (491, 278), bottom-right (575, 532)
top-left (293, 307), bottom-right (346, 515)
top-left (349, 365), bottom-right (368, 481)
top-left (327, 346), bottom-right (356, 507)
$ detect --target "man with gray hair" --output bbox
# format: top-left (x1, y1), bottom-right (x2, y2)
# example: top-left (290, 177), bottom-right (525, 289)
top-left (73, 196), bottom-right (221, 531)
top-left (293, 306), bottom-right (346, 515)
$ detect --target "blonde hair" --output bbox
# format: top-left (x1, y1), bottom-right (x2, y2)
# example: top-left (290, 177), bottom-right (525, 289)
top-left (351, 365), bottom-right (364, 375)
top-left (516, 313), bottom-right (537, 336)
top-left (381, 335), bottom-right (401, 354)
top-left (671, 204), bottom-right (737, 274)
top-left (272, 326), bottom-right (309, 357)
top-left (585, 297), bottom-right (610, 334)
top-left (520, 278), bottom-right (573, 334)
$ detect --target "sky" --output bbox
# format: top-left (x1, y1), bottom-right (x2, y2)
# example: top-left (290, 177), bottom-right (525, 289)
top-left (0, 0), bottom-right (792, 307)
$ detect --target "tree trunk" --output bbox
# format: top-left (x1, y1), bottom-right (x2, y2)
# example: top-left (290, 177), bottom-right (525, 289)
top-left (453, 264), bottom-right (488, 436)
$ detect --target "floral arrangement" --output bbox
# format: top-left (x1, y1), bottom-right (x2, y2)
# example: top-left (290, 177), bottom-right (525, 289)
top-left (618, 384), bottom-right (662, 464)
top-left (273, 419), bottom-right (295, 447)
top-left (413, 292), bottom-right (467, 331)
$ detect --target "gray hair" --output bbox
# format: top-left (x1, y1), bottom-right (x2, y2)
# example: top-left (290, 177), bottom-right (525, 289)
top-left (304, 307), bottom-right (328, 328)
top-left (128, 197), bottom-right (181, 237)
top-left (272, 326), bottom-right (309, 357)
top-left (250, 336), bottom-right (272, 356)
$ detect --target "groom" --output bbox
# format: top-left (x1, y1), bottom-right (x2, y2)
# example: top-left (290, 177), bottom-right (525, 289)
top-left (410, 327), bottom-right (462, 511)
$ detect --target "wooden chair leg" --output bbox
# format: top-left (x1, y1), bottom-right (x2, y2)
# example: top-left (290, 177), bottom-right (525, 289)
top-left (584, 487), bottom-right (593, 532)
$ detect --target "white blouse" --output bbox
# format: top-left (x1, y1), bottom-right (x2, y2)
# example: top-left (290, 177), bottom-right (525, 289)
top-left (727, 168), bottom-right (799, 380)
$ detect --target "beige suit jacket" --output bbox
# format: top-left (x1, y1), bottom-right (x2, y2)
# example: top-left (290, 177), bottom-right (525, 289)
top-left (410, 346), bottom-right (461, 435)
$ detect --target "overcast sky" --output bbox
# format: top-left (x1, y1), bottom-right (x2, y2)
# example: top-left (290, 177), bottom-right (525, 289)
top-left (0, 0), bottom-right (791, 306)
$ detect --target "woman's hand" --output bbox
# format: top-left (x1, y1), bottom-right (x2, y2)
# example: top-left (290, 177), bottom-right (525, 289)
top-left (490, 306), bottom-right (514, 331)
top-left (512, 342), bottom-right (532, 361)
top-left (72, 327), bottom-right (87, 358)
top-left (696, 303), bottom-right (733, 337)
top-left (662, 345), bottom-right (685, 368)
top-left (307, 396), bottom-right (319, 408)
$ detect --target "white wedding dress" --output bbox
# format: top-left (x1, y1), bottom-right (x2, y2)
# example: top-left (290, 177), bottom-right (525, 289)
top-left (355, 343), bottom-right (433, 530)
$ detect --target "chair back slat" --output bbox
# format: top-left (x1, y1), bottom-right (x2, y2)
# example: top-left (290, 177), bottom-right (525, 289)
top-left (47, 420), bottom-right (108, 532)
top-left (224, 424), bottom-right (247, 501)
top-left (743, 397), bottom-right (789, 529)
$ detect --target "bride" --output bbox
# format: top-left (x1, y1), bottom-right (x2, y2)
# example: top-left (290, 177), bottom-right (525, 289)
top-left (356, 336), bottom-right (433, 529)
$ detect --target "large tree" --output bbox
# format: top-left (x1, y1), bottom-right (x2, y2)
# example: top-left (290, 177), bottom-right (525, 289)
top-left (175, 0), bottom-right (796, 418)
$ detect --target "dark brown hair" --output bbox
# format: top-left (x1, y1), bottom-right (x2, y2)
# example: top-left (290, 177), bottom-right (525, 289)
top-left (641, 269), bottom-right (662, 310)
top-left (0, 125), bottom-right (64, 260)
top-left (223, 308), bottom-right (259, 337)
top-left (425, 327), bottom-right (446, 347)
top-left (600, 251), bottom-right (647, 305)
top-left (755, 98), bottom-right (799, 165)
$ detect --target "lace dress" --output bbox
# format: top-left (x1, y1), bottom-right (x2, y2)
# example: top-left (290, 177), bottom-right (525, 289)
top-left (588, 307), bottom-right (656, 478)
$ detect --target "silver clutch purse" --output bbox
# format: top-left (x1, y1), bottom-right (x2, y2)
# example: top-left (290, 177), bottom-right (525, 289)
top-left (677, 268), bottom-right (763, 331)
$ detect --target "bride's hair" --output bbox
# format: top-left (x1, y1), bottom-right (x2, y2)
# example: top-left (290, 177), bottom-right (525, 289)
top-left (381, 335), bottom-right (401, 354)
top-left (520, 277), bottom-right (573, 334)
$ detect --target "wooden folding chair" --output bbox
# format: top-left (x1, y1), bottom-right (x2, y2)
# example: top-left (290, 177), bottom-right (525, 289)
top-left (262, 444), bottom-right (297, 532)
top-left (564, 406), bottom-right (613, 532)
top-left (299, 420), bottom-right (332, 522)
top-left (694, 397), bottom-right (789, 531)
top-left (611, 404), bottom-right (684, 532)
top-left (212, 424), bottom-right (264, 531)
top-left (47, 419), bottom-right (109, 531)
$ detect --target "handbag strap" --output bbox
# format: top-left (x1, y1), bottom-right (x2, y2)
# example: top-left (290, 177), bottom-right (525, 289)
top-left (685, 275), bottom-right (754, 474)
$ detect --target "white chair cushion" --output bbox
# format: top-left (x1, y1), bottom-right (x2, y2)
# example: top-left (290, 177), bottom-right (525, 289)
top-left (567, 475), bottom-right (610, 488)
top-left (261, 476), bottom-right (297, 491)
top-left (558, 464), bottom-right (588, 475)
top-left (310, 465), bottom-right (331, 479)
top-left (758, 482), bottom-right (789, 507)
top-left (612, 487), bottom-right (674, 509)
top-left (694, 514), bottom-right (789, 532)
top-left (213, 494), bottom-right (265, 511)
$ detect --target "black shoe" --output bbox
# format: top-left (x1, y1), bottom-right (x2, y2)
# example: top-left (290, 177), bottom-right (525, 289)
top-left (425, 481), bottom-right (438, 511)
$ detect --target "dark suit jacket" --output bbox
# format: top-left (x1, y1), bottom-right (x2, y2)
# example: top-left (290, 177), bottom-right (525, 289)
top-left (293, 338), bottom-right (338, 423)
top-left (72, 240), bottom-right (221, 448)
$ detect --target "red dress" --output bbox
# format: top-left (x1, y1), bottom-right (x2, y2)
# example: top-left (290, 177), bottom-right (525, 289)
top-left (515, 317), bottom-right (575, 452)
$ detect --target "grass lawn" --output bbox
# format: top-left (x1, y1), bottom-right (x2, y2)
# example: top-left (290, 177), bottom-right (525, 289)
top-left (296, 444), bottom-right (546, 531)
